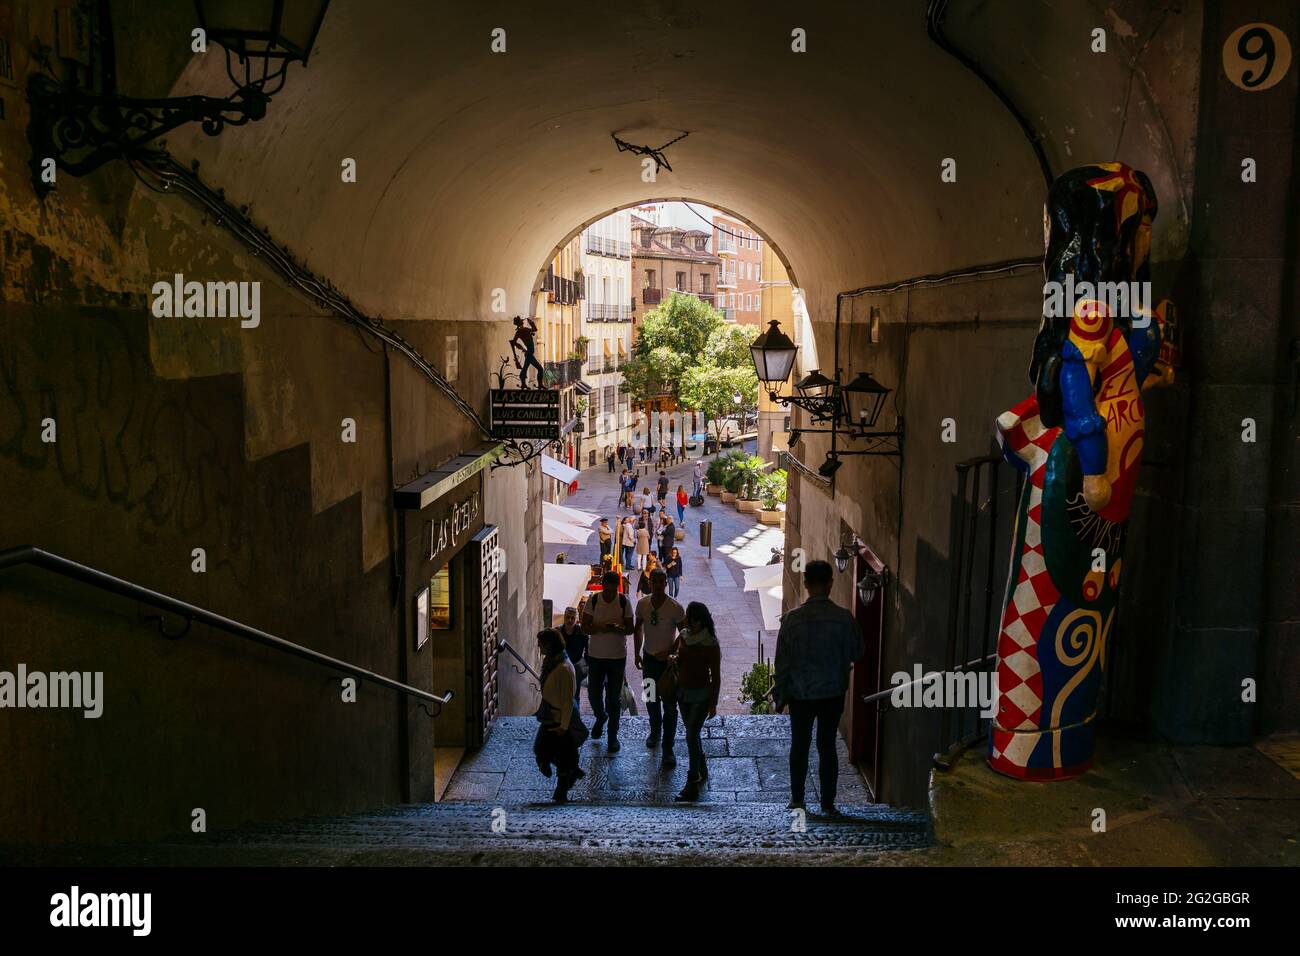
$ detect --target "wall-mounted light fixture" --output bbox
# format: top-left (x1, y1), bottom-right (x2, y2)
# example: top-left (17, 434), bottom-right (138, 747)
top-left (833, 543), bottom-right (852, 573)
top-left (857, 566), bottom-right (883, 606)
top-left (27, 0), bottom-right (330, 196)
top-left (750, 319), bottom-right (904, 466)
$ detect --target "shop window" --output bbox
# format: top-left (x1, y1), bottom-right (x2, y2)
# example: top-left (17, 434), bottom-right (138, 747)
top-left (430, 566), bottom-right (452, 630)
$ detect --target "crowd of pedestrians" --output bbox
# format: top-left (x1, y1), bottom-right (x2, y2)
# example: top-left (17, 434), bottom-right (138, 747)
top-left (534, 449), bottom-right (865, 815)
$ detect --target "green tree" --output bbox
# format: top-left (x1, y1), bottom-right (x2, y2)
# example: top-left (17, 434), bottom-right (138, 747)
top-left (622, 292), bottom-right (729, 402)
top-left (705, 323), bottom-right (755, 369)
top-left (634, 293), bottom-right (726, 361)
top-left (619, 345), bottom-right (686, 404)
top-left (678, 363), bottom-right (759, 440)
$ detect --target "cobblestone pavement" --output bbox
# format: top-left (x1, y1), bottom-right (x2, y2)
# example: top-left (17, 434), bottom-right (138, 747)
top-left (448, 716), bottom-right (867, 806)
top-left (551, 445), bottom-right (782, 716)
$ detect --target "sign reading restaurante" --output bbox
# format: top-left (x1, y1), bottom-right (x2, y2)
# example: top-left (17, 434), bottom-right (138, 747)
top-left (491, 388), bottom-right (561, 439)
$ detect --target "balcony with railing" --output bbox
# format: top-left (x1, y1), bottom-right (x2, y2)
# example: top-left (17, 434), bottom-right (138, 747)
top-left (544, 358), bottom-right (584, 387)
top-left (544, 268), bottom-right (581, 305)
top-left (585, 234), bottom-right (632, 258)
top-left (719, 308), bottom-right (736, 321)
top-left (717, 271), bottom-right (736, 289)
top-left (588, 302), bottom-right (632, 322)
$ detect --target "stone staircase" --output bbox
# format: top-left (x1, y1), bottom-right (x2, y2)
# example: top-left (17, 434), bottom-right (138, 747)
top-left (89, 718), bottom-right (926, 865)
top-left (0, 717), bottom-right (931, 865)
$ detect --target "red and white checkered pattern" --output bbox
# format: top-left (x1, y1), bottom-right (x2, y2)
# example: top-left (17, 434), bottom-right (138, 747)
top-left (991, 396), bottom-right (1061, 769)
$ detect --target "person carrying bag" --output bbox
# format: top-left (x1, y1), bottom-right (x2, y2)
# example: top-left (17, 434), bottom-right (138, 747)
top-left (533, 628), bottom-right (584, 801)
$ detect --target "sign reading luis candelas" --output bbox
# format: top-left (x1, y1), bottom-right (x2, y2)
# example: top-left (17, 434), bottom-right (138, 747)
top-left (491, 388), bottom-right (561, 439)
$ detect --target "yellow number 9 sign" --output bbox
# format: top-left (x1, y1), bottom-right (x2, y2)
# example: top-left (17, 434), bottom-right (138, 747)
top-left (1223, 23), bottom-right (1292, 92)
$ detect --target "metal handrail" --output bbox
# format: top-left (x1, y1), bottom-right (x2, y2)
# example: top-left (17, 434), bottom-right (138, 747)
top-left (860, 652), bottom-right (997, 706)
top-left (0, 546), bottom-right (454, 706)
top-left (495, 638), bottom-right (542, 692)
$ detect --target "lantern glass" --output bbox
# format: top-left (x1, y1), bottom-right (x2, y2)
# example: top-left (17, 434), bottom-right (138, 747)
top-left (794, 369), bottom-right (836, 398)
top-left (841, 370), bottom-right (890, 429)
top-left (857, 568), bottom-right (880, 607)
top-left (196, 0), bottom-right (331, 62)
top-left (833, 546), bottom-right (851, 573)
top-left (750, 320), bottom-right (799, 386)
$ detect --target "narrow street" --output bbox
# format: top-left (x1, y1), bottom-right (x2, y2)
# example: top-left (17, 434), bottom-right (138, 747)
top-left (547, 443), bottom-right (782, 716)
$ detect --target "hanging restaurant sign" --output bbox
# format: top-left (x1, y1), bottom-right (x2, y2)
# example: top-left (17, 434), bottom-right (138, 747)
top-left (491, 388), bottom-right (562, 439)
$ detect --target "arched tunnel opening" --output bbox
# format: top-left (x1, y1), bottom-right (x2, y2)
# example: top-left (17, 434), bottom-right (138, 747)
top-left (1, 0), bottom-right (1298, 881)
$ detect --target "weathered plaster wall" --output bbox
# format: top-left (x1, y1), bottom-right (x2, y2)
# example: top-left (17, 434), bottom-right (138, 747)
top-left (0, 1), bottom-right (544, 842)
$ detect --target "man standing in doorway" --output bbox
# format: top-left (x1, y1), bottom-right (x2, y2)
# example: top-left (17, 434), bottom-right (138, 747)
top-left (634, 568), bottom-right (686, 766)
top-left (773, 559), bottom-right (864, 816)
top-left (582, 570), bottom-right (634, 752)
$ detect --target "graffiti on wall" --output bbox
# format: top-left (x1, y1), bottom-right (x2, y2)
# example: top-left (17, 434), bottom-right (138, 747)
top-left (0, 309), bottom-right (268, 587)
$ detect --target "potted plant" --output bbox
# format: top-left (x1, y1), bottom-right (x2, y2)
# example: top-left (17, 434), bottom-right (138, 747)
top-left (738, 661), bottom-right (776, 715)
top-left (757, 469), bottom-right (787, 526)
top-left (733, 455), bottom-right (770, 512)
top-left (705, 450), bottom-right (742, 496)
top-left (719, 453), bottom-right (750, 504)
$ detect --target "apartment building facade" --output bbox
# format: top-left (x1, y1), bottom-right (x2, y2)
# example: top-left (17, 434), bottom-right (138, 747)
top-left (757, 242), bottom-right (794, 464)
top-left (629, 214), bottom-right (721, 326)
top-left (579, 210), bottom-right (633, 466)
top-left (535, 233), bottom-right (587, 499)
top-left (629, 214), bottom-right (722, 418)
top-left (713, 214), bottom-right (763, 325)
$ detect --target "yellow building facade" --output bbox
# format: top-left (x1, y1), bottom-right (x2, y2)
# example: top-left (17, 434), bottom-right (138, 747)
top-left (757, 244), bottom-right (795, 464)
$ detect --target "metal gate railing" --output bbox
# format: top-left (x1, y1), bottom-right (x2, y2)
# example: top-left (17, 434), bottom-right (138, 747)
top-left (934, 453), bottom-right (1022, 768)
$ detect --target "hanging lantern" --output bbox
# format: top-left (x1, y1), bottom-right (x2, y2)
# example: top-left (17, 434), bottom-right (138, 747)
top-left (750, 320), bottom-right (799, 389)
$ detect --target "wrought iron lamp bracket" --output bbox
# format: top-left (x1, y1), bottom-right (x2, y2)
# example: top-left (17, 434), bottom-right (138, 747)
top-left (490, 438), bottom-right (549, 471)
top-left (27, 73), bottom-right (270, 195)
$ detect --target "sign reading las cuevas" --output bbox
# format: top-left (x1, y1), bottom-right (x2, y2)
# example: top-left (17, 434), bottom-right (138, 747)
top-left (491, 388), bottom-right (561, 439)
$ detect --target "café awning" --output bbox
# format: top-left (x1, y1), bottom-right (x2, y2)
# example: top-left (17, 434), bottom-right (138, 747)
top-left (743, 563), bottom-right (785, 631)
top-left (540, 454), bottom-right (580, 484)
top-left (544, 563), bottom-right (594, 612)
top-left (543, 500), bottom-right (599, 527)
top-left (542, 518), bottom-right (592, 545)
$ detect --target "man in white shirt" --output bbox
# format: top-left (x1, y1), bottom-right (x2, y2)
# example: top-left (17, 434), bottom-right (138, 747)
top-left (634, 568), bottom-right (687, 766)
top-left (581, 570), bottom-right (634, 752)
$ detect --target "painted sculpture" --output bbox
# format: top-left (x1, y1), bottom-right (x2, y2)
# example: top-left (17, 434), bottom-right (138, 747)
top-left (989, 163), bottom-right (1175, 780)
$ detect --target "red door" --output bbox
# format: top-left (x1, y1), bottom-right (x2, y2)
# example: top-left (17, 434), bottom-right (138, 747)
top-left (847, 542), bottom-right (887, 797)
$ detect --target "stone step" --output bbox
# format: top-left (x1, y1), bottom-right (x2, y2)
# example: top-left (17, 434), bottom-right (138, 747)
top-left (164, 800), bottom-right (931, 864)
top-left (2, 791), bottom-right (930, 867)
